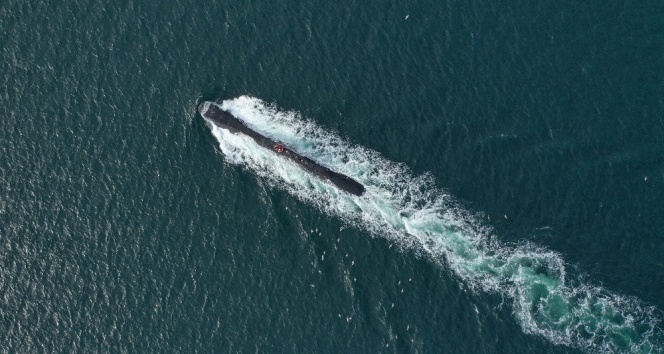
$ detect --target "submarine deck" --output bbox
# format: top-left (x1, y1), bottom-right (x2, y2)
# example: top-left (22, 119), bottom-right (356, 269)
top-left (199, 102), bottom-right (366, 197)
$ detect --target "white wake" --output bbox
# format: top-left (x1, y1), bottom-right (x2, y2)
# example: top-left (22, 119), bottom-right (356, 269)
top-left (205, 96), bottom-right (662, 353)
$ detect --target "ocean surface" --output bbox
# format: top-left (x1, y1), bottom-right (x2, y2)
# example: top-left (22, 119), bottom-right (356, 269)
top-left (2, 0), bottom-right (663, 352)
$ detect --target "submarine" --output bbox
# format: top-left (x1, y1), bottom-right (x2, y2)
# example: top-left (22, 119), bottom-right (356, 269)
top-left (198, 101), bottom-right (366, 197)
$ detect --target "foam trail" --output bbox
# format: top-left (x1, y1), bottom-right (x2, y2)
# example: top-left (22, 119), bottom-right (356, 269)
top-left (206, 96), bottom-right (663, 353)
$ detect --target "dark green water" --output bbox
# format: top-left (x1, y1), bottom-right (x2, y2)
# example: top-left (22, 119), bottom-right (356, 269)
top-left (2, 0), bottom-right (663, 352)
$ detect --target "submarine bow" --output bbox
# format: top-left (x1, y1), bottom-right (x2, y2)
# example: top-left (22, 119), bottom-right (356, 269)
top-left (199, 101), bottom-right (366, 197)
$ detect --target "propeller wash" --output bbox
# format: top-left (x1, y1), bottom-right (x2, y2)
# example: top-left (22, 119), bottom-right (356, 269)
top-left (201, 96), bottom-right (662, 353)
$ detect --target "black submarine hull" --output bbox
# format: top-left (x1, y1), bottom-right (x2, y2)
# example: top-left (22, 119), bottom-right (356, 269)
top-left (198, 101), bottom-right (366, 197)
